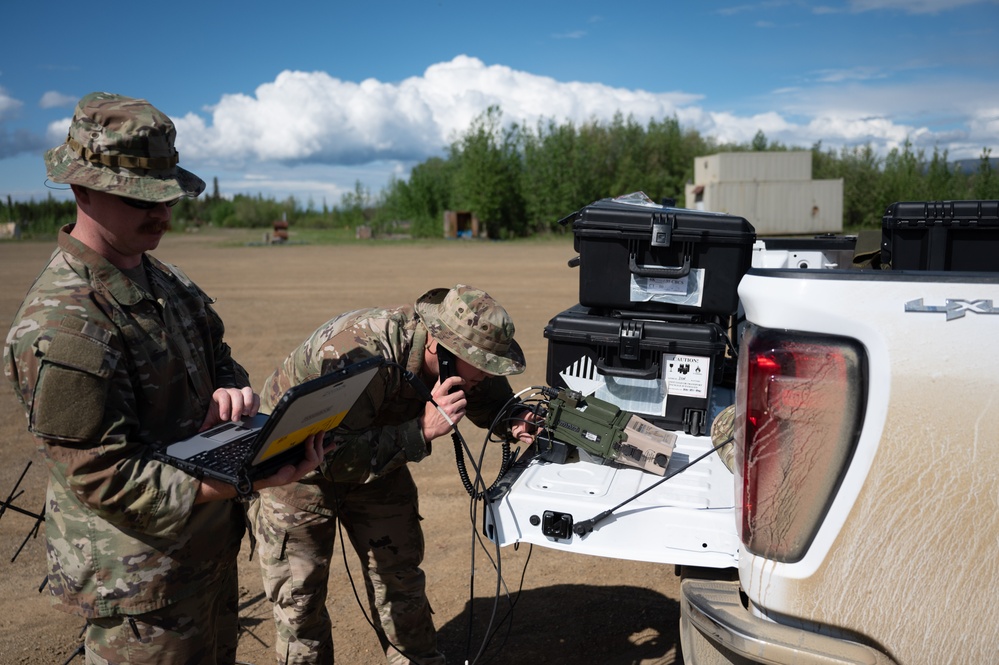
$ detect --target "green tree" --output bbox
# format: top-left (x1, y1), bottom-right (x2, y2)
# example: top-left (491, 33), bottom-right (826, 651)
top-left (339, 180), bottom-right (370, 230)
top-left (971, 148), bottom-right (998, 199)
top-left (925, 147), bottom-right (955, 201)
top-left (209, 198), bottom-right (236, 227)
top-left (751, 130), bottom-right (769, 152)
top-left (608, 114), bottom-right (649, 198)
top-left (880, 139), bottom-right (926, 209)
top-left (449, 106), bottom-right (526, 238)
top-left (519, 118), bottom-right (590, 232)
top-left (838, 144), bottom-right (883, 228)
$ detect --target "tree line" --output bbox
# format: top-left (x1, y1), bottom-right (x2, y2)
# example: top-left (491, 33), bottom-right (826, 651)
top-left (3, 106), bottom-right (997, 239)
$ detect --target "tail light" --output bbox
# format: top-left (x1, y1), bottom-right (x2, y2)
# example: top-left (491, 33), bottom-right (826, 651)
top-left (735, 325), bottom-right (867, 563)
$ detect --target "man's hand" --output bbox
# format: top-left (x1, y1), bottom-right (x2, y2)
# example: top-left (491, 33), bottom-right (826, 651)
top-left (200, 386), bottom-right (260, 431)
top-left (198, 386), bottom-right (260, 432)
top-left (253, 432), bottom-right (330, 490)
top-left (511, 407), bottom-right (542, 444)
top-left (420, 375), bottom-right (466, 441)
top-left (194, 432), bottom-right (331, 504)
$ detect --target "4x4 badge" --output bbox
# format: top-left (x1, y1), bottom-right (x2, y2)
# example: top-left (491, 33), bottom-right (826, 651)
top-left (905, 298), bottom-right (999, 321)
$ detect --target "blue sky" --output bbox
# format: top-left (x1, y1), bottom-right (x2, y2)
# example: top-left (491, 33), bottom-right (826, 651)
top-left (2, 0), bottom-right (997, 207)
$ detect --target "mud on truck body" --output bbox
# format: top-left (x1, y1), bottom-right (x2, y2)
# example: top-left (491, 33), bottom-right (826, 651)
top-left (485, 198), bottom-right (999, 664)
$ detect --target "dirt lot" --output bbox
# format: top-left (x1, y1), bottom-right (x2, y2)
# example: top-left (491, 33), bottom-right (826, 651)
top-left (0, 229), bottom-right (685, 665)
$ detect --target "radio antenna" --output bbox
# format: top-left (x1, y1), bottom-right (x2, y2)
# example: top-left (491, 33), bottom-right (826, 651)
top-left (0, 461), bottom-right (46, 562)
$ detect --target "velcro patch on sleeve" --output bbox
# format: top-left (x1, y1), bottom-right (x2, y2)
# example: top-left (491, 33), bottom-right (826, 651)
top-left (30, 321), bottom-right (120, 442)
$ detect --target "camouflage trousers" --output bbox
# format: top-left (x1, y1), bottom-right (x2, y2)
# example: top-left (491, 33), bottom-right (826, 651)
top-left (254, 466), bottom-right (446, 665)
top-left (83, 563), bottom-right (239, 664)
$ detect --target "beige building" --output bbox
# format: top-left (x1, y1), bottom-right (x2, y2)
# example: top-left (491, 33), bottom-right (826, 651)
top-left (684, 151), bottom-right (843, 235)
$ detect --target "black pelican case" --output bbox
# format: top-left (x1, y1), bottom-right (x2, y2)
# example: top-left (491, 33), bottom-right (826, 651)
top-left (544, 304), bottom-right (730, 436)
top-left (563, 198), bottom-right (757, 315)
top-left (881, 200), bottom-right (999, 271)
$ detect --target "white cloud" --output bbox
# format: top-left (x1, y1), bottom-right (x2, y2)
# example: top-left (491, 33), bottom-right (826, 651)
top-left (162, 54), bottom-right (994, 202)
top-left (0, 86), bottom-right (23, 121)
top-left (39, 91), bottom-right (77, 109)
top-left (697, 110), bottom-right (794, 146)
top-left (847, 0), bottom-right (989, 14)
top-left (46, 116), bottom-right (72, 144)
top-left (811, 66), bottom-right (889, 83)
top-left (175, 56), bottom-right (701, 169)
top-left (806, 114), bottom-right (920, 146)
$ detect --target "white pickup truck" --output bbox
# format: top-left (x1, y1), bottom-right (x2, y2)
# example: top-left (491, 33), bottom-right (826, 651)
top-left (486, 200), bottom-right (999, 664)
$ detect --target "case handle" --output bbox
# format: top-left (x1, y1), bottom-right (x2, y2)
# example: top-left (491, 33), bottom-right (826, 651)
top-left (628, 250), bottom-right (691, 278)
top-left (595, 358), bottom-right (660, 380)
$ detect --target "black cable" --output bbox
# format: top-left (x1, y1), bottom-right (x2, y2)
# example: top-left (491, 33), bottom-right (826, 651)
top-left (454, 388), bottom-right (543, 500)
top-left (572, 433), bottom-right (734, 536)
top-left (394, 362), bottom-right (545, 664)
top-left (392, 361), bottom-right (509, 499)
top-left (329, 480), bottom-right (435, 664)
top-left (321, 361), bottom-right (437, 663)
top-left (458, 390), bottom-right (552, 664)
top-left (464, 499), bottom-right (534, 665)
top-left (454, 430), bottom-right (510, 500)
top-left (461, 404), bottom-right (516, 664)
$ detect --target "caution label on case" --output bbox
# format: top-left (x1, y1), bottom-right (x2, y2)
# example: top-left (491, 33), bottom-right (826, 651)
top-left (663, 353), bottom-right (710, 398)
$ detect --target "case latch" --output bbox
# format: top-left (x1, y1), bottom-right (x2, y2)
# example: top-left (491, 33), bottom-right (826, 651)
top-left (651, 212), bottom-right (673, 247)
top-left (618, 320), bottom-right (643, 361)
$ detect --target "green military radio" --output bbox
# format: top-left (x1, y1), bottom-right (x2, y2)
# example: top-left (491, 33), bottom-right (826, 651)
top-left (542, 389), bottom-right (677, 475)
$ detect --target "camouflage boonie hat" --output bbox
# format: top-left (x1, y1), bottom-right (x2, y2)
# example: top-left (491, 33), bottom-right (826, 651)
top-left (415, 285), bottom-right (526, 376)
top-left (44, 91), bottom-right (205, 202)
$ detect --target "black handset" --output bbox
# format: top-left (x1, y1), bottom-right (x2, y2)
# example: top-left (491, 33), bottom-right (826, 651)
top-left (437, 345), bottom-right (458, 390)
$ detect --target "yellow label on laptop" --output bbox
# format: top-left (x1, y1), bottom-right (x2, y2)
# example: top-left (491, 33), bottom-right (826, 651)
top-left (257, 410), bottom-right (351, 462)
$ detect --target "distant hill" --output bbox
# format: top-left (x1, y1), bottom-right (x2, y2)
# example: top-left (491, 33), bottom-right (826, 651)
top-left (952, 157), bottom-right (999, 174)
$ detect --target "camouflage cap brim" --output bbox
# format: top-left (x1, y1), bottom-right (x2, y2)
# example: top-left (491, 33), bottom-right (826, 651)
top-left (44, 143), bottom-right (205, 201)
top-left (415, 286), bottom-right (526, 377)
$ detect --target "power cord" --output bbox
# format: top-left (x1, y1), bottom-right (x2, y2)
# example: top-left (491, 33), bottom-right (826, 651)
top-left (572, 433), bottom-right (734, 536)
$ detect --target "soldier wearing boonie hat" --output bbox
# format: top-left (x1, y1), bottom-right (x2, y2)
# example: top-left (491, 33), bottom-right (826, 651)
top-left (253, 284), bottom-right (539, 665)
top-left (5, 92), bottom-right (327, 664)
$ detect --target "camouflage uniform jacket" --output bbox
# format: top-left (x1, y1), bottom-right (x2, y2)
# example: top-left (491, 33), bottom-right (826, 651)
top-left (3, 226), bottom-right (247, 618)
top-left (260, 304), bottom-right (516, 515)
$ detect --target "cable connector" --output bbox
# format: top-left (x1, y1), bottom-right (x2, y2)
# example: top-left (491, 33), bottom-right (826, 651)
top-left (401, 369), bottom-right (434, 403)
top-left (572, 509), bottom-right (611, 537)
top-left (399, 367), bottom-right (454, 427)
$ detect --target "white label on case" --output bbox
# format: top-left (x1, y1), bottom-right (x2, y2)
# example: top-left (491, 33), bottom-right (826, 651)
top-left (664, 353), bottom-right (710, 398)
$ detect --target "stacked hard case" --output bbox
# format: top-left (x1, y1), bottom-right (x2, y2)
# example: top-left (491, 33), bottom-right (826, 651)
top-left (544, 305), bottom-right (730, 436)
top-left (567, 197), bottom-right (756, 314)
top-left (548, 195), bottom-right (756, 436)
top-left (881, 200), bottom-right (999, 271)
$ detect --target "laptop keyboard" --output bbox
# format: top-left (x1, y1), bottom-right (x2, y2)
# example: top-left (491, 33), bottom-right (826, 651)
top-left (189, 433), bottom-right (257, 475)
